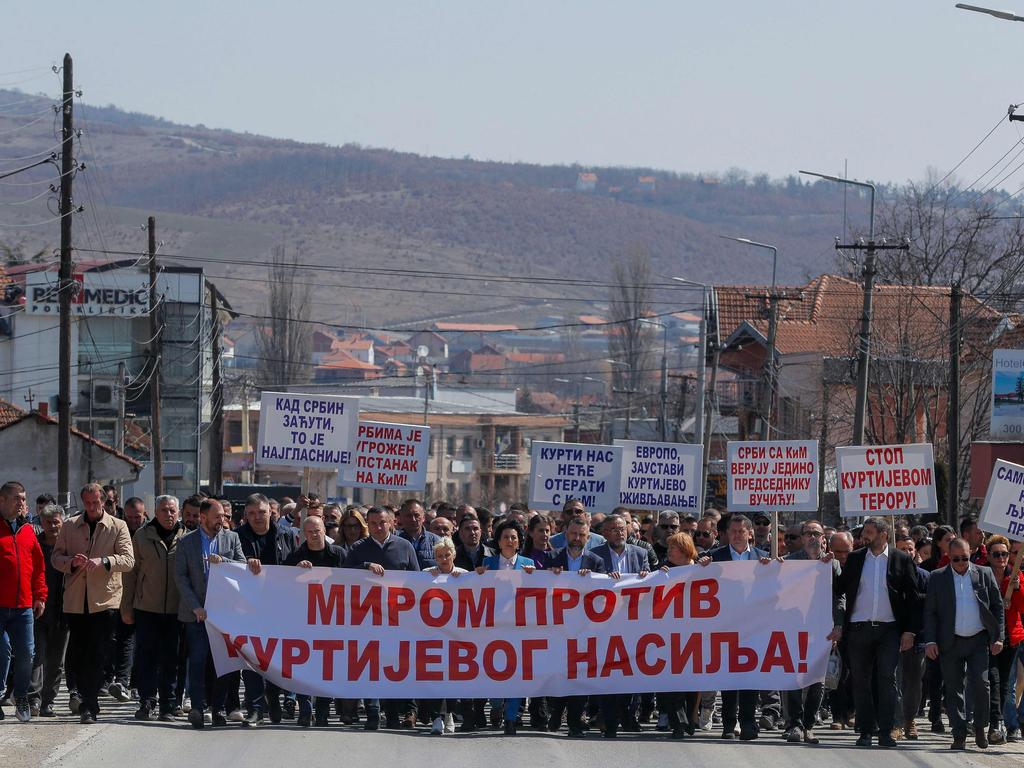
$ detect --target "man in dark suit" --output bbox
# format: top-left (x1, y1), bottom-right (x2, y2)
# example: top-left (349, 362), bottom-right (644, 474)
top-left (837, 515), bottom-right (921, 749)
top-left (343, 506), bottom-right (418, 730)
top-left (548, 516), bottom-right (605, 738)
top-left (707, 514), bottom-right (769, 741)
top-left (453, 513), bottom-right (493, 572)
top-left (923, 537), bottom-right (1004, 751)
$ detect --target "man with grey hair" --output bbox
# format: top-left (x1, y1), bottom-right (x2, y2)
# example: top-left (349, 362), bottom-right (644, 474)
top-left (652, 510), bottom-right (680, 562)
top-left (29, 502), bottom-right (64, 718)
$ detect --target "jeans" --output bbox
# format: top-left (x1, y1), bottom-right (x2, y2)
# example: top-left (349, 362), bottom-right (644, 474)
top-left (900, 648), bottom-right (926, 725)
top-left (1005, 644), bottom-right (1024, 729)
top-left (66, 610), bottom-right (117, 715)
top-left (0, 607), bottom-right (35, 699)
top-left (185, 620), bottom-right (226, 713)
top-left (29, 614), bottom-right (68, 707)
top-left (785, 683), bottom-right (824, 730)
top-left (105, 612), bottom-right (135, 688)
top-left (134, 611), bottom-right (181, 712)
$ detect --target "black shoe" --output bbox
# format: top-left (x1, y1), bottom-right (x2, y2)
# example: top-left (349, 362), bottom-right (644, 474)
top-left (975, 733), bottom-right (989, 749)
top-left (721, 729), bottom-right (737, 739)
top-left (739, 727), bottom-right (759, 741)
top-left (268, 701), bottom-right (282, 724)
top-left (364, 712), bottom-right (380, 731)
top-left (211, 712), bottom-right (228, 727)
top-left (39, 704), bottom-right (55, 718)
top-left (950, 736), bottom-right (966, 750)
top-left (134, 702), bottom-right (156, 721)
top-left (242, 711), bottom-right (260, 728)
top-left (80, 709), bottom-right (96, 725)
top-left (298, 712), bottom-right (311, 727)
top-left (856, 733), bottom-right (872, 747)
top-left (931, 720), bottom-right (945, 734)
top-left (603, 728), bottom-right (618, 738)
top-left (459, 722), bottom-right (477, 733)
top-left (671, 727), bottom-right (688, 739)
top-left (877, 734), bottom-right (898, 748)
top-left (68, 692), bottom-right (82, 715)
top-left (283, 698), bottom-right (296, 720)
top-left (189, 709), bottom-right (205, 729)
top-left (314, 715), bottom-right (329, 728)
top-left (504, 721), bottom-right (517, 735)
top-left (158, 711), bottom-right (176, 723)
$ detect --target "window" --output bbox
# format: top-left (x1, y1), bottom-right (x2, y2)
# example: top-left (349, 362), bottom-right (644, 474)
top-left (227, 420), bottom-right (242, 447)
top-left (446, 482), bottom-right (457, 500)
top-left (462, 482), bottom-right (472, 500)
top-left (461, 437), bottom-right (472, 457)
top-left (446, 436), bottom-right (455, 456)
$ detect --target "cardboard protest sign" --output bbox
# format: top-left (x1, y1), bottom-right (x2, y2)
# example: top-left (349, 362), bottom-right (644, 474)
top-left (979, 459), bottom-right (1024, 541)
top-left (256, 392), bottom-right (359, 469)
top-left (726, 440), bottom-right (819, 512)
top-left (528, 441), bottom-right (623, 512)
top-left (615, 440), bottom-right (703, 511)
top-left (207, 560), bottom-right (832, 698)
top-left (835, 443), bottom-right (936, 518)
top-left (341, 420), bottom-right (430, 491)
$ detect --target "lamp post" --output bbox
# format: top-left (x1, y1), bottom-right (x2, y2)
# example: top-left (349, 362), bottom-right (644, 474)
top-left (719, 236), bottom-right (781, 440)
top-left (799, 169), bottom-right (877, 445)
top-left (607, 359), bottom-right (633, 439)
top-left (955, 3), bottom-right (1024, 21)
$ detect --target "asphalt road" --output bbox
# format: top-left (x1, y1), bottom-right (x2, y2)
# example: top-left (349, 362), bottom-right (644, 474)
top-left (1, 694), bottom-right (1022, 768)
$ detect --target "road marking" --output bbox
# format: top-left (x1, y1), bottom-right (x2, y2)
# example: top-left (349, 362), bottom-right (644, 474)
top-left (42, 723), bottom-right (110, 766)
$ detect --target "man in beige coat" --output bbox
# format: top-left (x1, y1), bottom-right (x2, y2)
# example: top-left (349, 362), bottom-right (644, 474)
top-left (52, 482), bottom-right (134, 724)
top-left (121, 494), bottom-right (185, 722)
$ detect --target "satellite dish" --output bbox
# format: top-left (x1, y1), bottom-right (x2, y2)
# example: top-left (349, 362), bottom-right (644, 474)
top-left (417, 345), bottom-right (430, 359)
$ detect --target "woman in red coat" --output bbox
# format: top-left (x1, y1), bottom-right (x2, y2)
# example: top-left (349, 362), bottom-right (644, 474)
top-left (985, 535), bottom-right (1024, 744)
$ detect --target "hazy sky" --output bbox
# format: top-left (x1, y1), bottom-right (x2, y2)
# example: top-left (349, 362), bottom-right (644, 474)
top-left (4, 1), bottom-right (1024, 186)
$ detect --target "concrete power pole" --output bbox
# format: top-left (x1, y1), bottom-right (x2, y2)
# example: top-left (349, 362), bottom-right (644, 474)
top-left (57, 53), bottom-right (75, 507)
top-left (209, 285), bottom-right (224, 495)
top-left (947, 283), bottom-right (962, 527)
top-left (148, 217), bottom-right (164, 495)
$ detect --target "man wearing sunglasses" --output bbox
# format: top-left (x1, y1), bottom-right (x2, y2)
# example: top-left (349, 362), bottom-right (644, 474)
top-left (923, 537), bottom-right (1004, 751)
top-left (651, 510), bottom-right (680, 563)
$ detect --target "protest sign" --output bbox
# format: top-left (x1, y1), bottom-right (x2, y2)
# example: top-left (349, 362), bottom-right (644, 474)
top-left (835, 443), bottom-right (936, 518)
top-left (340, 420), bottom-right (430, 491)
top-left (726, 440), bottom-right (819, 512)
top-left (206, 561), bottom-right (832, 698)
top-left (528, 441), bottom-right (623, 512)
top-left (979, 459), bottom-right (1024, 541)
top-left (990, 349), bottom-right (1024, 438)
top-left (615, 440), bottom-right (703, 511)
top-left (256, 391), bottom-right (359, 469)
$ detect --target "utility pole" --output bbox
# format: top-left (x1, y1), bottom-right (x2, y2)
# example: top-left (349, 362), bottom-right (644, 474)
top-left (209, 285), bottom-right (224, 495)
top-left (116, 361), bottom-right (126, 454)
top-left (947, 283), bottom-right (962, 527)
top-left (748, 288), bottom-right (799, 441)
top-left (148, 216), bottom-right (164, 495)
top-left (834, 238), bottom-right (908, 444)
top-left (701, 288), bottom-right (721, 509)
top-left (57, 53), bottom-right (74, 508)
top-left (240, 377), bottom-right (252, 484)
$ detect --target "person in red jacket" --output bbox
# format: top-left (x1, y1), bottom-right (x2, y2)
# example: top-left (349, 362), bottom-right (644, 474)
top-left (0, 480), bottom-right (47, 722)
top-left (985, 535), bottom-right (1024, 744)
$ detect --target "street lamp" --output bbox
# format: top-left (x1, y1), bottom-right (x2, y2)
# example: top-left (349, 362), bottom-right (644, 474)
top-left (799, 169), bottom-right (877, 445)
top-left (718, 236), bottom-right (781, 440)
top-left (955, 3), bottom-right (1024, 22)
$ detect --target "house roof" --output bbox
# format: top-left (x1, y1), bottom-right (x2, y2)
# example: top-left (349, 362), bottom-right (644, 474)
top-left (0, 400), bottom-right (142, 468)
top-left (331, 336), bottom-right (374, 352)
top-left (719, 274), bottom-right (1005, 358)
top-left (317, 348), bottom-right (380, 372)
top-left (577, 315), bottom-right (608, 325)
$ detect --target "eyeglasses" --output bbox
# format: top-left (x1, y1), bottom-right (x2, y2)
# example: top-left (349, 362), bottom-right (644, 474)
top-left (694, 531), bottom-right (713, 538)
top-left (991, 551), bottom-right (1010, 559)
top-left (660, 524), bottom-right (679, 530)
top-left (950, 556), bottom-right (970, 564)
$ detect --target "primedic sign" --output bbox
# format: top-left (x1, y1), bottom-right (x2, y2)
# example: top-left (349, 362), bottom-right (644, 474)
top-left (25, 270), bottom-right (150, 317)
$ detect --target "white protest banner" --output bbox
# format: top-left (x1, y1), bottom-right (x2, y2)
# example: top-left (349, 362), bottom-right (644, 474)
top-left (726, 440), bottom-right (819, 512)
top-left (341, 420), bottom-right (430, 491)
top-left (206, 561), bottom-right (832, 698)
top-left (528, 441), bottom-right (623, 512)
top-left (991, 349), bottom-right (1024, 438)
top-left (979, 459), bottom-right (1024, 541)
top-left (615, 440), bottom-right (703, 511)
top-left (256, 391), bottom-right (359, 468)
top-left (835, 443), bottom-right (936, 518)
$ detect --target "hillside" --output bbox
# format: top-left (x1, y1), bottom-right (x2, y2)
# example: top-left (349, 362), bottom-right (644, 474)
top-left (0, 87), bottom-right (883, 327)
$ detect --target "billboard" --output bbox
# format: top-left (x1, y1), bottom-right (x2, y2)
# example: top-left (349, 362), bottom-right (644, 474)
top-left (991, 349), bottom-right (1024, 438)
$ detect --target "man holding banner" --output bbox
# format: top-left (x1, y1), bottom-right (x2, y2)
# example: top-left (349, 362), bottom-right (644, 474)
top-left (838, 516), bottom-right (921, 749)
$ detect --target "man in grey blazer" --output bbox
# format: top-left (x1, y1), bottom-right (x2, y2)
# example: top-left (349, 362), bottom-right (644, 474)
top-left (923, 537), bottom-right (1004, 751)
top-left (591, 513), bottom-right (651, 577)
top-left (174, 498), bottom-right (246, 729)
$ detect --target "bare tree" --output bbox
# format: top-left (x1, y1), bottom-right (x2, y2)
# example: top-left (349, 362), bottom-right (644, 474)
top-left (257, 245), bottom-right (313, 387)
top-left (608, 246), bottom-right (655, 429)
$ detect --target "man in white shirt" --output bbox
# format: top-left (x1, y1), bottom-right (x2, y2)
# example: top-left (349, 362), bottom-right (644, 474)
top-left (923, 537), bottom-right (1004, 751)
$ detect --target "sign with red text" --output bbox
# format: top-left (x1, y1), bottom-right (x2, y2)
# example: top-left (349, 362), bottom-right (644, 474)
top-left (340, 420), bottom-right (430, 491)
top-left (726, 440), bottom-right (819, 512)
top-left (835, 443), bottom-right (936, 518)
top-left (978, 459), bottom-right (1024, 541)
top-left (615, 440), bottom-right (704, 511)
top-left (205, 560), bottom-right (832, 698)
top-left (528, 441), bottom-right (623, 512)
top-left (256, 392), bottom-right (359, 469)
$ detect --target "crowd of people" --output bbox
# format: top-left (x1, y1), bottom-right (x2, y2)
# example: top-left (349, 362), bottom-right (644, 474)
top-left (1, 478), bottom-right (1022, 753)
